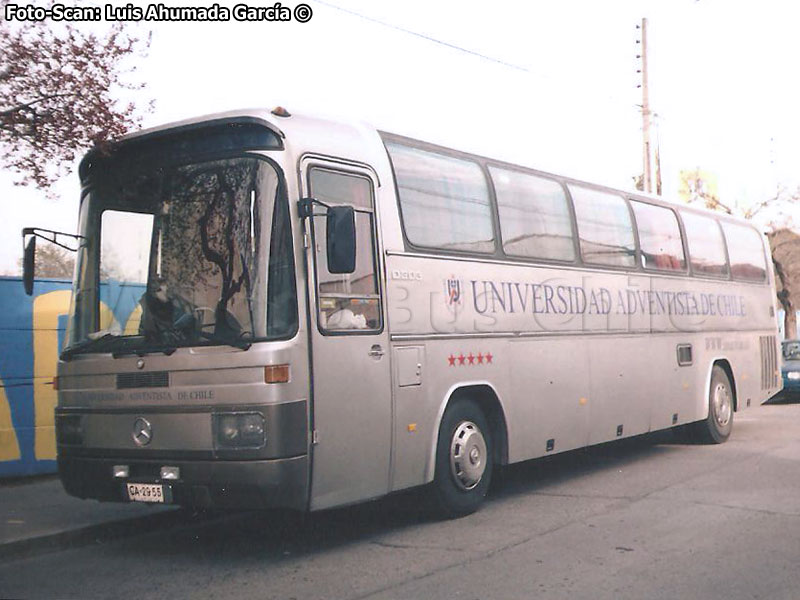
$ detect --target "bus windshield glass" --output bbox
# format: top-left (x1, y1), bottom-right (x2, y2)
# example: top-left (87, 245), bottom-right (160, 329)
top-left (65, 156), bottom-right (296, 355)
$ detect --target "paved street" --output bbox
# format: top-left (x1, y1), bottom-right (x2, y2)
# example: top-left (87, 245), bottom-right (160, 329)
top-left (2, 399), bottom-right (800, 600)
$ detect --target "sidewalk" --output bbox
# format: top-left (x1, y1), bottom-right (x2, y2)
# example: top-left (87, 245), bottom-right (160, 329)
top-left (0, 475), bottom-right (186, 561)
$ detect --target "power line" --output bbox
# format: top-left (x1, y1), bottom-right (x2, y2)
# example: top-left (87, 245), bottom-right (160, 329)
top-left (312, 0), bottom-right (532, 74)
top-left (312, 1), bottom-right (645, 116)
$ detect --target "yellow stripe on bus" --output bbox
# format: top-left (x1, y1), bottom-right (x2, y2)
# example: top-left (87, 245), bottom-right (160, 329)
top-left (0, 380), bottom-right (21, 461)
top-left (33, 292), bottom-right (118, 460)
top-left (32, 290), bottom-right (72, 460)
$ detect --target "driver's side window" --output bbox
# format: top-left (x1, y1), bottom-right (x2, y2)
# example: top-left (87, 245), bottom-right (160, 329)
top-left (309, 168), bottom-right (381, 333)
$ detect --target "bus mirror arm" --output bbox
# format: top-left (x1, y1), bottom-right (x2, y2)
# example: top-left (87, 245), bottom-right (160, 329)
top-left (21, 227), bottom-right (86, 296)
top-left (297, 197), bottom-right (329, 218)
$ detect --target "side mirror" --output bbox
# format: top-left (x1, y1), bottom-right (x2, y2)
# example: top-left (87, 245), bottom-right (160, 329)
top-left (23, 235), bottom-right (36, 296)
top-left (326, 205), bottom-right (357, 274)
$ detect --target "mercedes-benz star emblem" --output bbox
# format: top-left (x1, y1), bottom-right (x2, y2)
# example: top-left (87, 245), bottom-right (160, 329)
top-left (132, 417), bottom-right (152, 446)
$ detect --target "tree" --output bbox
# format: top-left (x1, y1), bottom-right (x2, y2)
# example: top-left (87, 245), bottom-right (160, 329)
top-left (17, 243), bottom-right (74, 278)
top-left (0, 1), bottom-right (152, 190)
top-left (768, 229), bottom-right (800, 339)
top-left (678, 168), bottom-right (720, 210)
top-left (678, 168), bottom-right (800, 337)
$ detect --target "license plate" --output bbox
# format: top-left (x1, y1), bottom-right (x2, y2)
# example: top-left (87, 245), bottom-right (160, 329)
top-left (126, 483), bottom-right (167, 503)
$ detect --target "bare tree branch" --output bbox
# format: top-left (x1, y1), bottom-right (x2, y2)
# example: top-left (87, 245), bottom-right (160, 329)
top-left (0, 2), bottom-right (152, 192)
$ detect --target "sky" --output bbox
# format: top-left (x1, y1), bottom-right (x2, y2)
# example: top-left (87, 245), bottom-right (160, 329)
top-left (3, 0), bottom-right (800, 274)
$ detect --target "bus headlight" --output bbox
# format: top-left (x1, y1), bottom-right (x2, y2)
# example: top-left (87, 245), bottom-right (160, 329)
top-left (56, 414), bottom-right (84, 445)
top-left (787, 371), bottom-right (800, 381)
top-left (213, 412), bottom-right (266, 449)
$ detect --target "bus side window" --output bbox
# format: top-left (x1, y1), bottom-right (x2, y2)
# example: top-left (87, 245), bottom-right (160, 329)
top-left (384, 142), bottom-right (495, 254)
top-left (720, 221), bottom-right (768, 282)
top-left (630, 201), bottom-right (686, 272)
top-left (681, 211), bottom-right (729, 278)
top-left (490, 166), bottom-right (575, 262)
top-left (569, 185), bottom-right (636, 268)
top-left (308, 168), bottom-right (382, 333)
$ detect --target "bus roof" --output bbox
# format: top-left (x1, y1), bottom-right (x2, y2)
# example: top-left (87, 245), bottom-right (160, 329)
top-left (81, 107), bottom-right (763, 234)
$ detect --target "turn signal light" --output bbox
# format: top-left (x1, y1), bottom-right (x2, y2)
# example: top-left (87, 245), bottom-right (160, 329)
top-left (264, 364), bottom-right (290, 384)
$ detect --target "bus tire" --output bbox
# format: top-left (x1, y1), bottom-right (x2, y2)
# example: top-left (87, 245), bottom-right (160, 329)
top-left (432, 399), bottom-right (493, 518)
top-left (693, 365), bottom-right (734, 444)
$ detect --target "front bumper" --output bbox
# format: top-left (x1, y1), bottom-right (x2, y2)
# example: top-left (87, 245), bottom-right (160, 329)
top-left (58, 454), bottom-right (309, 510)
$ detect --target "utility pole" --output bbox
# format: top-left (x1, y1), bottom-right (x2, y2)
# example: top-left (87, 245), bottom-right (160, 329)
top-left (640, 17), bottom-right (652, 194)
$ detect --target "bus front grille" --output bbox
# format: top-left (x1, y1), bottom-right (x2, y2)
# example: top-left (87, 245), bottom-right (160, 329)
top-left (117, 371), bottom-right (169, 389)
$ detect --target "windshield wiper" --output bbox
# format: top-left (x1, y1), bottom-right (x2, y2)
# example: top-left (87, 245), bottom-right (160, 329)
top-left (111, 345), bottom-right (177, 358)
top-left (109, 332), bottom-right (250, 355)
top-left (65, 320), bottom-right (252, 359)
top-left (61, 332), bottom-right (122, 361)
top-left (199, 330), bottom-right (252, 350)
top-left (109, 322), bottom-right (187, 357)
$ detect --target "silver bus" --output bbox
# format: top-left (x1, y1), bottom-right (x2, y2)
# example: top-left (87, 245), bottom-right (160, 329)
top-left (23, 108), bottom-right (782, 516)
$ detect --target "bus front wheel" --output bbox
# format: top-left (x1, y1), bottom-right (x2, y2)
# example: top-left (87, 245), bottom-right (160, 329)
top-left (432, 399), bottom-right (493, 518)
top-left (693, 365), bottom-right (734, 444)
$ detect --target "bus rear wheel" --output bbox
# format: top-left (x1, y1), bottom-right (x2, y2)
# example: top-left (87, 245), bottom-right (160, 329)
top-left (693, 365), bottom-right (734, 444)
top-left (432, 399), bottom-right (493, 518)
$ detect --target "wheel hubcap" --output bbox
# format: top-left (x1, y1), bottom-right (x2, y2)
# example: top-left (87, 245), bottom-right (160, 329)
top-left (713, 383), bottom-right (732, 427)
top-left (450, 421), bottom-right (487, 491)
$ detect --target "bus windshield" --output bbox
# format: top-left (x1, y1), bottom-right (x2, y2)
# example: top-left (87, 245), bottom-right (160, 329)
top-left (64, 156), bottom-right (297, 356)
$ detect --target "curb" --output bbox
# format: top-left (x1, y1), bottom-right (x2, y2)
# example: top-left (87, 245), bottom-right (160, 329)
top-left (0, 508), bottom-right (192, 562)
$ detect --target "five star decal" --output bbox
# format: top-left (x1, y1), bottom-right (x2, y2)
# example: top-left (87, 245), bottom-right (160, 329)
top-left (447, 351), bottom-right (493, 366)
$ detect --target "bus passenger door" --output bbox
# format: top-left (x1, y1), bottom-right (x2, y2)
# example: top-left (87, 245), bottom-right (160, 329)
top-left (301, 160), bottom-right (392, 510)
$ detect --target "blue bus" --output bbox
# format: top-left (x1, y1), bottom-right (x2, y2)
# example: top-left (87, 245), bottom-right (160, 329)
top-left (0, 276), bottom-right (143, 477)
